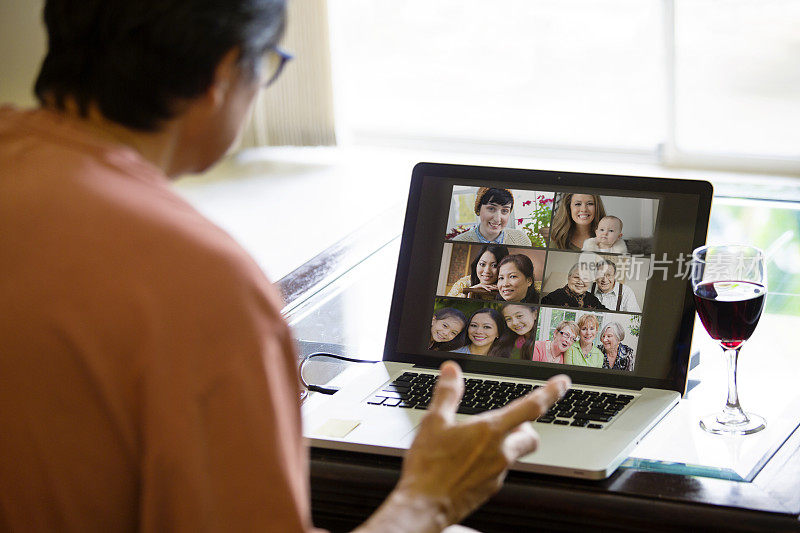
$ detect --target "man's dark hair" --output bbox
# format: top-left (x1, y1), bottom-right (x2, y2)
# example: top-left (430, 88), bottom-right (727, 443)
top-left (35, 0), bottom-right (286, 131)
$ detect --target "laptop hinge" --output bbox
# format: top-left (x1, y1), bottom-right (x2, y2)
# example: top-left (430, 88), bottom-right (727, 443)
top-left (412, 362), bottom-right (441, 370)
top-left (412, 363), bottom-right (517, 380)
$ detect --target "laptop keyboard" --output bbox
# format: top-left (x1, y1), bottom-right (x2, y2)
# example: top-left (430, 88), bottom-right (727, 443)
top-left (366, 372), bottom-right (635, 429)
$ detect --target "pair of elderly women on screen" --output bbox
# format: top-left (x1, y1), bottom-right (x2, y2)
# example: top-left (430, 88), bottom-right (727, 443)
top-left (448, 245), bottom-right (539, 303)
top-left (451, 187), bottom-right (531, 246)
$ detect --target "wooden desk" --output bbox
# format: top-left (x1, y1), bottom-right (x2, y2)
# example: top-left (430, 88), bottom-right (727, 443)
top-left (308, 432), bottom-right (800, 531)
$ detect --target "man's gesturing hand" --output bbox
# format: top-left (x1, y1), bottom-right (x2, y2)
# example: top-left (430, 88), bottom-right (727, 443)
top-left (396, 360), bottom-right (570, 526)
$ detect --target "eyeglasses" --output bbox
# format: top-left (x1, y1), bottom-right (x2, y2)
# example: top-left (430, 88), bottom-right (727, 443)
top-left (557, 330), bottom-right (577, 342)
top-left (259, 47), bottom-right (293, 88)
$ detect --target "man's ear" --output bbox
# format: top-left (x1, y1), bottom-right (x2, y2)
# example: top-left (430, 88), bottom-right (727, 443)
top-left (207, 47), bottom-right (242, 107)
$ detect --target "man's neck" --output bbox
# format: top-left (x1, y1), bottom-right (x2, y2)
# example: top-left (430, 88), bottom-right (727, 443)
top-left (51, 101), bottom-right (185, 178)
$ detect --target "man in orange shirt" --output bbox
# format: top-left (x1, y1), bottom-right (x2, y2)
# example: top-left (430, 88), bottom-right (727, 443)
top-left (0, 1), bottom-right (569, 531)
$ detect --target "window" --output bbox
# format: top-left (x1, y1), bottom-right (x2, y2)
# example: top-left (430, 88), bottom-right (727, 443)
top-left (672, 0), bottom-right (800, 159)
top-left (328, 0), bottom-right (799, 172)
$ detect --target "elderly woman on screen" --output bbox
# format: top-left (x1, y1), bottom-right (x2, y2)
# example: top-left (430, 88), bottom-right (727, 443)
top-left (565, 314), bottom-right (603, 367)
top-left (600, 322), bottom-right (635, 371)
top-left (532, 321), bottom-right (579, 364)
top-left (541, 262), bottom-right (607, 310)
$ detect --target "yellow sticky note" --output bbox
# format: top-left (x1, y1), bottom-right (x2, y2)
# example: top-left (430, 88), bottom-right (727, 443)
top-left (314, 419), bottom-right (361, 438)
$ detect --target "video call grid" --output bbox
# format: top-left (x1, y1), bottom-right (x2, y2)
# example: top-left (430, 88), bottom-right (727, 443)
top-left (427, 183), bottom-right (662, 373)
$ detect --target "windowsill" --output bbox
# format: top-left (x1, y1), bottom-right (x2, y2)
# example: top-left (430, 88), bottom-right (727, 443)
top-left (174, 143), bottom-right (800, 283)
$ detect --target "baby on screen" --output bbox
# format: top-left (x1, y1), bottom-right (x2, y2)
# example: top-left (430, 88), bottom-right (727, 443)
top-left (582, 215), bottom-right (628, 253)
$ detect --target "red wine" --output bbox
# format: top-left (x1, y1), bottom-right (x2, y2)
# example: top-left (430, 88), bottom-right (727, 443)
top-left (694, 281), bottom-right (766, 349)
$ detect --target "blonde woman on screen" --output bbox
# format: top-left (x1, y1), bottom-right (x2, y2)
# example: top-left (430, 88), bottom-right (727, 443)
top-left (565, 314), bottom-right (603, 367)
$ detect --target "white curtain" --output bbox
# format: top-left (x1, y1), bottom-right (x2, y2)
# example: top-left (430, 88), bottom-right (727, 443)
top-left (240, 0), bottom-right (336, 147)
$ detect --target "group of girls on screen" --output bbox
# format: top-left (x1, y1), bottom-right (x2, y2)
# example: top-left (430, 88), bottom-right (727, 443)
top-left (447, 244), bottom-right (539, 303)
top-left (430, 304), bottom-right (537, 360)
top-left (430, 306), bottom-right (634, 369)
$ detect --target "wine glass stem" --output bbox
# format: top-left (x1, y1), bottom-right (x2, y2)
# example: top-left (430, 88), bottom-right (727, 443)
top-left (721, 346), bottom-right (749, 425)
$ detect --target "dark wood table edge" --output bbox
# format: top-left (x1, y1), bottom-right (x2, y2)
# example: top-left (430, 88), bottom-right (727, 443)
top-left (309, 418), bottom-right (800, 532)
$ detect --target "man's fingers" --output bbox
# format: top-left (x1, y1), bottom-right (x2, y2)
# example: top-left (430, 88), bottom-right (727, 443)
top-left (493, 375), bottom-right (571, 433)
top-left (503, 424), bottom-right (540, 460)
top-left (426, 361), bottom-right (465, 422)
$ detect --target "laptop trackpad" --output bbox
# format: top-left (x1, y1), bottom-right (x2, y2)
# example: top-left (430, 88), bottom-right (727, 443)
top-left (311, 407), bottom-right (423, 448)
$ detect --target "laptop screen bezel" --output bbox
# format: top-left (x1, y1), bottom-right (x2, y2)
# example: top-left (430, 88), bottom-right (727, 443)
top-left (383, 162), bottom-right (713, 394)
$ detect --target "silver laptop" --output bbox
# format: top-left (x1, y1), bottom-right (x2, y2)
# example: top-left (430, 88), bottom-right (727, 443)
top-left (302, 163), bottom-right (712, 480)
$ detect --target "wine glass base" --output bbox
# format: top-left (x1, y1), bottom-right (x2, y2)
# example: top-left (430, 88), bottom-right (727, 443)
top-left (700, 413), bottom-right (766, 435)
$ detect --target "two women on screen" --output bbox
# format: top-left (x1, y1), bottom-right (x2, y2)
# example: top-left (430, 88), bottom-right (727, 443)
top-left (451, 188), bottom-right (531, 246)
top-left (428, 307), bottom-right (467, 351)
top-left (600, 322), bottom-right (635, 371)
top-left (447, 244), bottom-right (509, 299)
top-left (451, 308), bottom-right (509, 357)
top-left (564, 314), bottom-right (604, 367)
top-left (541, 262), bottom-right (607, 309)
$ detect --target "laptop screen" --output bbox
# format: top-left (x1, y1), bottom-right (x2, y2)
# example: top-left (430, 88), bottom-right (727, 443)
top-left (387, 164), bottom-right (712, 393)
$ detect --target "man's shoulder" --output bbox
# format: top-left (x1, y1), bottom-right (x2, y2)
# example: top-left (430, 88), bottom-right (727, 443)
top-left (2, 123), bottom-right (277, 311)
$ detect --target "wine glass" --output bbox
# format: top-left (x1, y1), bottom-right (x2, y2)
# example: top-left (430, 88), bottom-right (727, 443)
top-left (691, 244), bottom-right (767, 435)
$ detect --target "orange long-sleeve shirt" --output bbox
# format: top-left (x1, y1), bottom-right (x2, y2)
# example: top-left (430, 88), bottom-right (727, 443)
top-left (0, 107), bottom-right (319, 532)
